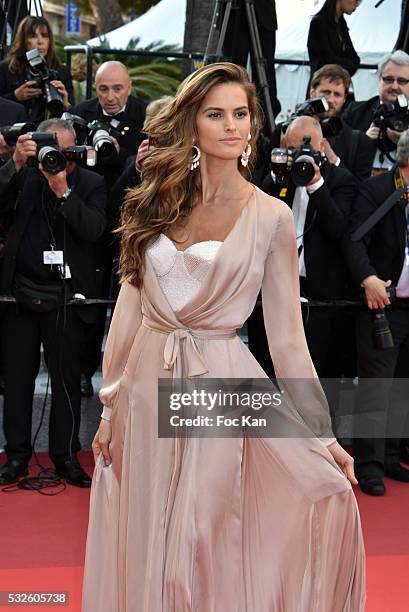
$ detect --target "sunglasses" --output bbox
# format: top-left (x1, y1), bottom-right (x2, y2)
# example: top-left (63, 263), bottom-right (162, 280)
top-left (381, 76), bottom-right (409, 86)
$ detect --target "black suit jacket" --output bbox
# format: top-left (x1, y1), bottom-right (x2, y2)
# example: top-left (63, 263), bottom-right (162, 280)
top-left (256, 117), bottom-right (373, 185)
top-left (262, 163), bottom-right (357, 299)
top-left (343, 170), bottom-right (407, 289)
top-left (342, 95), bottom-right (380, 132)
top-left (0, 97), bottom-right (27, 126)
top-left (0, 61), bottom-right (74, 123)
top-left (0, 162), bottom-right (107, 323)
top-left (70, 95), bottom-right (147, 187)
top-left (331, 121), bottom-right (374, 182)
top-left (307, 14), bottom-right (360, 77)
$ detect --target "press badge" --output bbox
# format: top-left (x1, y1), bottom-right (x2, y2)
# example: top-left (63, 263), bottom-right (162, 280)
top-left (43, 250), bottom-right (64, 265)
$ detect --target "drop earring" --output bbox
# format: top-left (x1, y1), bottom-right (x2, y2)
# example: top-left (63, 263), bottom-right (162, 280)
top-left (190, 145), bottom-right (201, 170)
top-left (241, 134), bottom-right (252, 167)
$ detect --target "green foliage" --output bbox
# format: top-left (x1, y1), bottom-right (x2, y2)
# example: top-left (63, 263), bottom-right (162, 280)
top-left (93, 37), bottom-right (182, 99)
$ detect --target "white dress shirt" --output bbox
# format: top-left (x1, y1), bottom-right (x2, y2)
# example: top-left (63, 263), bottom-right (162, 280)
top-left (292, 177), bottom-right (324, 277)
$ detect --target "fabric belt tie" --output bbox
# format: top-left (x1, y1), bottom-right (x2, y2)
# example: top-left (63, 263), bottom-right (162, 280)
top-left (142, 318), bottom-right (236, 378)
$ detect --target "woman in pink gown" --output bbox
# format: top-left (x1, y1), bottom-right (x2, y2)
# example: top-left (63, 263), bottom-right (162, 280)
top-left (82, 62), bottom-right (366, 611)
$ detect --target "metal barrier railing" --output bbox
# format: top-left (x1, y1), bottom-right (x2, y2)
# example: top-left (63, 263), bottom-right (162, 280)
top-left (64, 44), bottom-right (378, 101)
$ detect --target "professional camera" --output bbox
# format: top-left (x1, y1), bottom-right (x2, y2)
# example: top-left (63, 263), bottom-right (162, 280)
top-left (24, 132), bottom-right (96, 174)
top-left (294, 96), bottom-right (329, 117)
top-left (281, 96), bottom-right (343, 139)
top-left (373, 94), bottom-right (409, 133)
top-left (86, 120), bottom-right (118, 163)
top-left (271, 136), bottom-right (323, 187)
top-left (61, 113), bottom-right (119, 164)
top-left (362, 284), bottom-right (396, 349)
top-left (0, 122), bottom-right (37, 146)
top-left (26, 48), bottom-right (64, 117)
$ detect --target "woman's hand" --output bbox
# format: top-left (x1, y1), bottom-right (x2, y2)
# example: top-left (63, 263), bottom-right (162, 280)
top-left (50, 79), bottom-right (70, 109)
top-left (327, 440), bottom-right (358, 485)
top-left (14, 80), bottom-right (42, 101)
top-left (92, 420), bottom-right (112, 466)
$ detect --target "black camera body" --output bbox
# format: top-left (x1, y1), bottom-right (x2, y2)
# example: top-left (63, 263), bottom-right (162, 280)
top-left (271, 136), bottom-right (323, 187)
top-left (373, 94), bottom-right (409, 134)
top-left (0, 122), bottom-right (37, 146)
top-left (61, 113), bottom-right (119, 164)
top-left (22, 131), bottom-right (95, 174)
top-left (25, 48), bottom-right (64, 117)
top-left (281, 96), bottom-right (343, 140)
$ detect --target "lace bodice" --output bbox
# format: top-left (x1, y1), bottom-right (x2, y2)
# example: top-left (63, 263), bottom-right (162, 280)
top-left (147, 233), bottom-right (222, 311)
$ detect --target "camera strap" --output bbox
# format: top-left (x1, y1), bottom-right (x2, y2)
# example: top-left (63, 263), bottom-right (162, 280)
top-left (351, 167), bottom-right (407, 241)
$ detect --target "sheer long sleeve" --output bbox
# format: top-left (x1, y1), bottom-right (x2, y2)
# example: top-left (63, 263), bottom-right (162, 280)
top-left (261, 202), bottom-right (336, 444)
top-left (99, 281), bottom-right (142, 417)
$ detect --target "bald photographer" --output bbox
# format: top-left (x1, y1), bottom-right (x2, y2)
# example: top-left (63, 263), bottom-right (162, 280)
top-left (250, 116), bottom-right (357, 406)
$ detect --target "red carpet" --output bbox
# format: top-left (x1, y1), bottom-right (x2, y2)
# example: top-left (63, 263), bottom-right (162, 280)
top-left (0, 452), bottom-right (408, 611)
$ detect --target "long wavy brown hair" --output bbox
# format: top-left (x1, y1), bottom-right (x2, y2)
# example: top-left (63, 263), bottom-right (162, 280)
top-left (119, 62), bottom-right (263, 288)
top-left (5, 16), bottom-right (61, 75)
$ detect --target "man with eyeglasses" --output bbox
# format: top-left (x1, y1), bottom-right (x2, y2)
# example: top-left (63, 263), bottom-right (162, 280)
top-left (343, 50), bottom-right (409, 174)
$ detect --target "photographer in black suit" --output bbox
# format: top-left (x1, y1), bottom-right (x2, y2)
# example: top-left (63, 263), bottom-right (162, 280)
top-left (257, 64), bottom-right (373, 185)
top-left (343, 50), bottom-right (409, 174)
top-left (0, 119), bottom-right (106, 487)
top-left (0, 16), bottom-right (74, 123)
top-left (343, 130), bottom-right (409, 496)
top-left (70, 60), bottom-right (147, 192)
top-left (223, 0), bottom-right (280, 116)
top-left (251, 116), bottom-right (357, 395)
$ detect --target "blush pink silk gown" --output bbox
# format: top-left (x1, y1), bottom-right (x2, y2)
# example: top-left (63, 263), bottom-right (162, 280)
top-left (82, 186), bottom-right (366, 611)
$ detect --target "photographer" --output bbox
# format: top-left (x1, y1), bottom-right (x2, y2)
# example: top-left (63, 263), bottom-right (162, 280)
top-left (343, 129), bottom-right (409, 496)
top-left (0, 119), bottom-right (106, 487)
top-left (343, 50), bottom-right (409, 174)
top-left (70, 60), bottom-right (146, 191)
top-left (252, 116), bottom-right (357, 389)
top-left (255, 64), bottom-right (372, 187)
top-left (0, 16), bottom-right (74, 123)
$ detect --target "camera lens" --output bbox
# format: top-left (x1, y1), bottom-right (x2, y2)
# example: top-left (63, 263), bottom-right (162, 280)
top-left (291, 154), bottom-right (316, 187)
top-left (92, 129), bottom-right (117, 163)
top-left (38, 146), bottom-right (67, 174)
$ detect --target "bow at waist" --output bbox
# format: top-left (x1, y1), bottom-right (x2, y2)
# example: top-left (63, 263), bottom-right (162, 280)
top-left (142, 317), bottom-right (237, 377)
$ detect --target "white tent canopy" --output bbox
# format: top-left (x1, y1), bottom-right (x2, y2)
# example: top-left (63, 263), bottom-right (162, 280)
top-left (88, 0), bottom-right (185, 49)
top-left (88, 0), bottom-right (402, 120)
top-left (275, 0), bottom-right (401, 119)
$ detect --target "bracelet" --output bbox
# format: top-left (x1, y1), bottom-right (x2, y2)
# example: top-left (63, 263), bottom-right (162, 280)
top-left (100, 406), bottom-right (112, 421)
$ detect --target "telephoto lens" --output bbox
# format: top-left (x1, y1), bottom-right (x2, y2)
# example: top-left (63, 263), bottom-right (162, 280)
top-left (0, 122), bottom-right (36, 146)
top-left (372, 310), bottom-right (394, 349)
top-left (38, 146), bottom-right (67, 174)
top-left (291, 155), bottom-right (316, 187)
top-left (44, 82), bottom-right (64, 116)
top-left (92, 129), bottom-right (117, 163)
